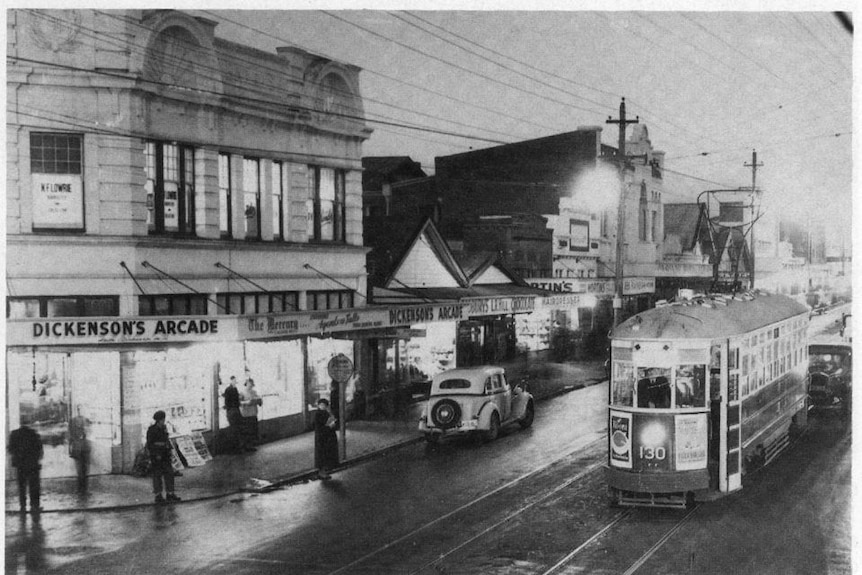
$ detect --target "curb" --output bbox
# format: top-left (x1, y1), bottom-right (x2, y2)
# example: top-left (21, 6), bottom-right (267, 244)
top-left (6, 378), bottom-right (605, 514)
top-left (5, 436), bottom-right (426, 514)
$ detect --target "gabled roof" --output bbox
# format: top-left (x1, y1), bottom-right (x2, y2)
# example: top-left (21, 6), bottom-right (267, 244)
top-left (384, 217), bottom-right (469, 289)
top-left (455, 252), bottom-right (530, 287)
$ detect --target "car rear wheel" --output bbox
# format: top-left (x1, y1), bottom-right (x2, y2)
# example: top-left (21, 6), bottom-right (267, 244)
top-left (519, 401), bottom-right (534, 429)
top-left (484, 412), bottom-right (500, 442)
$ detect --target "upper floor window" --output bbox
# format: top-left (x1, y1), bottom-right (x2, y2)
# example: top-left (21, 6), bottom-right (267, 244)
top-left (146, 141), bottom-right (195, 235)
top-left (243, 158), bottom-right (261, 240)
top-left (307, 166), bottom-right (346, 242)
top-left (216, 291), bottom-right (299, 315)
top-left (139, 294), bottom-right (208, 316)
top-left (30, 133), bottom-right (85, 231)
top-left (306, 290), bottom-right (353, 311)
top-left (272, 161), bottom-right (284, 241)
top-left (7, 296), bottom-right (119, 318)
top-left (218, 153), bottom-right (232, 238)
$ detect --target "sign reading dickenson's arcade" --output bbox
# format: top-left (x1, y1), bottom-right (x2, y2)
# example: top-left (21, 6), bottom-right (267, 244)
top-left (8, 295), bottom-right (582, 347)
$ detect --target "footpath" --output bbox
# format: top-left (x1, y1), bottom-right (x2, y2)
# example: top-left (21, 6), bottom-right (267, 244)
top-left (5, 355), bottom-right (605, 514)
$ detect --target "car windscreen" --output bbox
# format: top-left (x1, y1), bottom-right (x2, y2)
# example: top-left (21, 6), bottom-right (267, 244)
top-left (438, 378), bottom-right (472, 390)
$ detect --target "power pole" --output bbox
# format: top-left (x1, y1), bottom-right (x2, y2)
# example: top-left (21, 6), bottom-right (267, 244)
top-left (607, 98), bottom-right (639, 327)
top-left (744, 150), bottom-right (763, 289)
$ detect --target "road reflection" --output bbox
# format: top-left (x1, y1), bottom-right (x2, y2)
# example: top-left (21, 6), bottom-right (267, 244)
top-left (6, 513), bottom-right (47, 572)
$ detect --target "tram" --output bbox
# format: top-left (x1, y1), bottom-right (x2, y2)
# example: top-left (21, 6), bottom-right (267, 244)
top-left (606, 291), bottom-right (810, 507)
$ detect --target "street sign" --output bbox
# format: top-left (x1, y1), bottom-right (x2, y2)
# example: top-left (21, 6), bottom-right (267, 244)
top-left (327, 353), bottom-right (354, 383)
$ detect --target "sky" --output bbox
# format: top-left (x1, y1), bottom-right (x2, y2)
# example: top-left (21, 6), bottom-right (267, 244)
top-left (184, 6), bottom-right (855, 248)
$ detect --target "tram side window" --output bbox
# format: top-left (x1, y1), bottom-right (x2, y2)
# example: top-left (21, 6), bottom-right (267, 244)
top-left (636, 367), bottom-right (671, 408)
top-left (612, 362), bottom-right (635, 407)
top-left (675, 365), bottom-right (706, 408)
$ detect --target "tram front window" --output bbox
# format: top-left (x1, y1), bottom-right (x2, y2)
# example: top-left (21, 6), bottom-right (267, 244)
top-left (675, 365), bottom-right (706, 408)
top-left (637, 367), bottom-right (671, 408)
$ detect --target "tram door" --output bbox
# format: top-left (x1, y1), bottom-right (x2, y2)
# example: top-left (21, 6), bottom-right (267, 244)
top-left (708, 367), bottom-right (721, 491)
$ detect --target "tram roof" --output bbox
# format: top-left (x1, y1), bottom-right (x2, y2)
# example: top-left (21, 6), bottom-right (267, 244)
top-left (612, 292), bottom-right (809, 341)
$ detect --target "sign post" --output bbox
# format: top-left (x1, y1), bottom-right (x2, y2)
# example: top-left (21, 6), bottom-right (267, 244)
top-left (327, 353), bottom-right (354, 461)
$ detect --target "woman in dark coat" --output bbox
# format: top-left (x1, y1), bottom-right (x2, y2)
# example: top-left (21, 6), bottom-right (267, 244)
top-left (314, 398), bottom-right (338, 480)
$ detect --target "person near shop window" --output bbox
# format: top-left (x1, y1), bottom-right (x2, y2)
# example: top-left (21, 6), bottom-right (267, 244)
top-left (313, 398), bottom-right (338, 480)
top-left (240, 378), bottom-right (263, 447)
top-left (8, 424), bottom-right (43, 514)
top-left (68, 405), bottom-right (91, 494)
top-left (223, 376), bottom-right (254, 453)
top-left (146, 410), bottom-right (181, 505)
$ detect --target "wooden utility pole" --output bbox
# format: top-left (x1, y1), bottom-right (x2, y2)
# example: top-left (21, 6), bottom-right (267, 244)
top-left (606, 98), bottom-right (639, 327)
top-left (744, 150), bottom-right (763, 289)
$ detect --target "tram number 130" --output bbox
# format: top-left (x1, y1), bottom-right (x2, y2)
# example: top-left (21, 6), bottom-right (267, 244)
top-left (639, 446), bottom-right (667, 460)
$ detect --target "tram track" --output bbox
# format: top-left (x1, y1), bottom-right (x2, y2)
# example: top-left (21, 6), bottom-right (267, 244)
top-left (326, 437), bottom-right (606, 575)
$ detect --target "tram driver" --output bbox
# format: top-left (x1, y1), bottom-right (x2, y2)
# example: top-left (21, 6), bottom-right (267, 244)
top-left (637, 369), bottom-right (671, 408)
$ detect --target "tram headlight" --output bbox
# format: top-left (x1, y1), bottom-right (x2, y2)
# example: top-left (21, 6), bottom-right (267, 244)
top-left (640, 422), bottom-right (667, 447)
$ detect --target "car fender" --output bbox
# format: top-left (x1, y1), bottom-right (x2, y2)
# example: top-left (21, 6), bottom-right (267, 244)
top-left (510, 390), bottom-right (532, 419)
top-left (476, 401), bottom-right (499, 430)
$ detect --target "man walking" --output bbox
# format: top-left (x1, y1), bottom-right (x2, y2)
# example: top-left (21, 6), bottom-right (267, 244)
top-left (8, 424), bottom-right (44, 513)
top-left (223, 376), bottom-right (252, 453)
top-left (146, 410), bottom-right (181, 504)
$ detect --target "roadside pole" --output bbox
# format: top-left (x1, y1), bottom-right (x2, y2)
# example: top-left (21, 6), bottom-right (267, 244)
top-left (328, 353), bottom-right (353, 462)
top-left (606, 98), bottom-right (639, 327)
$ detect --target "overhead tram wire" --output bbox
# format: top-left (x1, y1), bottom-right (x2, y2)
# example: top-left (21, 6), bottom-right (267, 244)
top-left (198, 10), bottom-right (562, 136)
top-left (396, 11), bottom-right (706, 149)
top-left (389, 11), bottom-right (611, 111)
top-left (28, 10), bottom-right (518, 146)
top-left (56, 10), bottom-right (524, 146)
top-left (320, 10), bottom-right (607, 118)
top-left (677, 13), bottom-right (787, 85)
top-left (8, 55), bottom-right (509, 146)
top-left (793, 12), bottom-right (853, 76)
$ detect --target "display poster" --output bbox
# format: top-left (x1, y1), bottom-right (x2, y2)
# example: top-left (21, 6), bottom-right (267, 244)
top-left (31, 173), bottom-right (84, 229)
top-left (609, 411), bottom-right (633, 468)
top-left (189, 431), bottom-right (213, 462)
top-left (674, 413), bottom-right (708, 470)
top-left (172, 435), bottom-right (207, 467)
top-left (170, 448), bottom-right (184, 472)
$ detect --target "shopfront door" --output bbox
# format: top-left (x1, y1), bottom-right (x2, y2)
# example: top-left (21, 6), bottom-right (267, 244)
top-left (70, 352), bottom-right (120, 476)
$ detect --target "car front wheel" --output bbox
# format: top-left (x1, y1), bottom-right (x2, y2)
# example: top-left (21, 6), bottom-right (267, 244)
top-left (484, 412), bottom-right (500, 442)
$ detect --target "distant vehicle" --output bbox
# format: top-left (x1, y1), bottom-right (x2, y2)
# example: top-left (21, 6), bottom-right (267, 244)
top-left (808, 343), bottom-right (852, 417)
top-left (840, 313), bottom-right (852, 343)
top-left (419, 366), bottom-right (534, 444)
top-left (607, 292), bottom-right (810, 508)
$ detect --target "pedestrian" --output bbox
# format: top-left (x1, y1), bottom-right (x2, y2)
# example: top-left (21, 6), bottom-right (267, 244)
top-left (313, 398), bottom-right (339, 480)
top-left (146, 410), bottom-right (181, 504)
top-left (68, 405), bottom-right (91, 493)
top-left (223, 375), bottom-right (250, 453)
top-left (7, 424), bottom-right (44, 513)
top-left (240, 378), bottom-right (262, 448)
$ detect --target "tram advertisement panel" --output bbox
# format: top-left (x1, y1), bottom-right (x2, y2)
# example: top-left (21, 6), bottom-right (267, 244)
top-left (674, 413), bottom-right (708, 470)
top-left (609, 411), bottom-right (632, 468)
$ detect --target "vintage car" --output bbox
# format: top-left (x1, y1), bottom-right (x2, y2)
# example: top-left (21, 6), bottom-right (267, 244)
top-left (419, 366), bottom-right (534, 443)
top-left (808, 343), bottom-right (852, 415)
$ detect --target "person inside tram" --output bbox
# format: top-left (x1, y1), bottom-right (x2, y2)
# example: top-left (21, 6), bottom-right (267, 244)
top-left (637, 372), bottom-right (671, 408)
